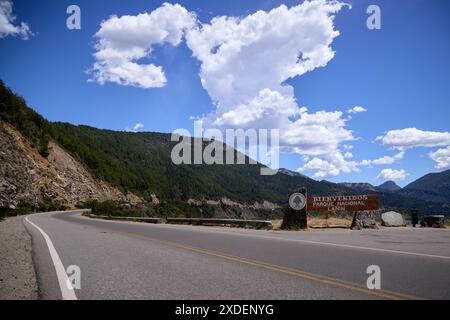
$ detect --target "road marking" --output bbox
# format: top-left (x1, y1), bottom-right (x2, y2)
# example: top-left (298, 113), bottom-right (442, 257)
top-left (24, 214), bottom-right (78, 300)
top-left (82, 214), bottom-right (450, 261)
top-left (58, 212), bottom-right (427, 299)
top-left (113, 229), bottom-right (424, 300)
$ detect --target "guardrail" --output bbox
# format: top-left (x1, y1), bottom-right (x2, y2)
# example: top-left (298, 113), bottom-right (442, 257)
top-left (83, 213), bottom-right (162, 224)
top-left (83, 213), bottom-right (273, 229)
top-left (166, 217), bottom-right (273, 229)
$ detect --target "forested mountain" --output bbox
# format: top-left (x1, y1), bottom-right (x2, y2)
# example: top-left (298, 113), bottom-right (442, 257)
top-left (1, 80), bottom-right (449, 215)
top-left (377, 181), bottom-right (402, 192)
top-left (402, 170), bottom-right (450, 204)
top-left (340, 181), bottom-right (402, 193)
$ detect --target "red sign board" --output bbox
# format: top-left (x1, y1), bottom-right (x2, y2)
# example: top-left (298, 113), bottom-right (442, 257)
top-left (307, 194), bottom-right (379, 212)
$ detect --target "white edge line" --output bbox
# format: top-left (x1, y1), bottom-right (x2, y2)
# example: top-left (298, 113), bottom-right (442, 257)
top-left (190, 227), bottom-right (450, 260)
top-left (25, 214), bottom-right (78, 300)
top-left (79, 213), bottom-right (450, 261)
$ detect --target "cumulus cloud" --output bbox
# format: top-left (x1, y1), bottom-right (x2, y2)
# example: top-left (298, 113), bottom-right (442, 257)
top-left (186, 0), bottom-right (346, 108)
top-left (377, 168), bottom-right (409, 181)
top-left (126, 123), bottom-right (144, 132)
top-left (300, 150), bottom-right (359, 178)
top-left (376, 128), bottom-right (450, 171)
top-left (89, 1), bottom-right (366, 178)
top-left (377, 128), bottom-right (450, 151)
top-left (89, 3), bottom-right (196, 88)
top-left (186, 0), bottom-right (354, 177)
top-left (429, 147), bottom-right (450, 170)
top-left (0, 0), bottom-right (32, 39)
top-left (347, 106), bottom-right (367, 114)
top-left (361, 151), bottom-right (404, 166)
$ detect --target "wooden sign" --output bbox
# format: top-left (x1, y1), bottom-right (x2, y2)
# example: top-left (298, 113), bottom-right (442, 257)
top-left (307, 194), bottom-right (379, 212)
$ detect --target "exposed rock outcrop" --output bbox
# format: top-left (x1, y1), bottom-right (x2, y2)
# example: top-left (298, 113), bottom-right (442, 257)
top-left (350, 212), bottom-right (381, 229)
top-left (0, 122), bottom-right (143, 209)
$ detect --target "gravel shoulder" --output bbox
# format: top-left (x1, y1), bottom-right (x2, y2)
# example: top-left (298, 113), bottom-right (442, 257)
top-left (0, 215), bottom-right (38, 300)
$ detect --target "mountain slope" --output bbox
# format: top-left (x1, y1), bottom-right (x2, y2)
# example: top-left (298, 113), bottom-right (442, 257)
top-left (402, 170), bottom-right (450, 203)
top-left (377, 181), bottom-right (401, 192)
top-left (50, 122), bottom-right (348, 204)
top-left (339, 181), bottom-right (402, 193)
top-left (338, 182), bottom-right (378, 193)
top-left (1, 80), bottom-right (448, 215)
top-left (0, 121), bottom-right (142, 211)
top-left (0, 80), bottom-right (349, 207)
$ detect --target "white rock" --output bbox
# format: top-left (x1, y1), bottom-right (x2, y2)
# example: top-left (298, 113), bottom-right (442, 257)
top-left (381, 211), bottom-right (405, 227)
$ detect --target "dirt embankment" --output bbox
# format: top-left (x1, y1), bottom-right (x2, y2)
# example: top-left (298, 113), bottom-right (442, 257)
top-left (0, 216), bottom-right (38, 300)
top-left (0, 122), bottom-right (143, 209)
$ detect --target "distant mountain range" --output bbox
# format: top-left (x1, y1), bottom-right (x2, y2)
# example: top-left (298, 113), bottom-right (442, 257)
top-left (340, 180), bottom-right (402, 193)
top-left (1, 80), bottom-right (449, 216)
top-left (402, 170), bottom-right (450, 204)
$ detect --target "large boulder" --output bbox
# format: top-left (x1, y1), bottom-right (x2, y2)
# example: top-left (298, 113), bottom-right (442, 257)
top-left (421, 215), bottom-right (445, 228)
top-left (381, 211), bottom-right (405, 227)
top-left (351, 212), bottom-right (380, 230)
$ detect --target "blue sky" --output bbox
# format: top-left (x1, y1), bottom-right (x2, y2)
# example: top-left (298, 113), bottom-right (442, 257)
top-left (1, 0), bottom-right (449, 186)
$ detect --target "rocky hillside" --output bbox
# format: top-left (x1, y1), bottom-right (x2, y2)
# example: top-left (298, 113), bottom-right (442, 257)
top-left (1, 80), bottom-right (449, 216)
top-left (0, 121), bottom-right (142, 210)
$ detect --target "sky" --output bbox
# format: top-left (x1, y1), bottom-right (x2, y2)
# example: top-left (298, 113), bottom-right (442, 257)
top-left (1, 0), bottom-right (449, 186)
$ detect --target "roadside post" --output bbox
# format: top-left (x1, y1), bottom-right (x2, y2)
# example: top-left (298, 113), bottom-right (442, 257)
top-left (411, 208), bottom-right (419, 227)
top-left (281, 188), bottom-right (308, 230)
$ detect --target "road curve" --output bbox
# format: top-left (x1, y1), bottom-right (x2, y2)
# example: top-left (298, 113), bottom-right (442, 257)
top-left (23, 211), bottom-right (450, 300)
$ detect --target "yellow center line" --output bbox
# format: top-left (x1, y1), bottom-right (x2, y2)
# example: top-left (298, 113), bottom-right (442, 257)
top-left (51, 213), bottom-right (425, 300)
top-left (117, 229), bottom-right (424, 300)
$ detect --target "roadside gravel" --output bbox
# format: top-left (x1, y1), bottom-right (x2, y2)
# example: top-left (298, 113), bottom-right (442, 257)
top-left (0, 215), bottom-right (38, 300)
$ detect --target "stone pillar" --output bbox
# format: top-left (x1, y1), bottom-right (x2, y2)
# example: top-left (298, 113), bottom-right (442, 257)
top-left (281, 188), bottom-right (308, 230)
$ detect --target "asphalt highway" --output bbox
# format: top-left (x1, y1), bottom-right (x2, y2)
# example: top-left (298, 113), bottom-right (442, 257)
top-left (24, 211), bottom-right (450, 300)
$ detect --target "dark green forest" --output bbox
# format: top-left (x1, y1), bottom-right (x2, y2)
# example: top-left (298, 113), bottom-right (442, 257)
top-left (1, 80), bottom-right (448, 215)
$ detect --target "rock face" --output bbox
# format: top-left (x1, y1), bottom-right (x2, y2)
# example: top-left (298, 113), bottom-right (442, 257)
top-left (381, 211), bottom-right (405, 227)
top-left (0, 122), bottom-right (143, 209)
top-left (421, 215), bottom-right (445, 228)
top-left (351, 212), bottom-right (380, 229)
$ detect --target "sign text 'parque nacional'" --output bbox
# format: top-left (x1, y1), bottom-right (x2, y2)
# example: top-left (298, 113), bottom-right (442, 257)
top-left (307, 194), bottom-right (379, 212)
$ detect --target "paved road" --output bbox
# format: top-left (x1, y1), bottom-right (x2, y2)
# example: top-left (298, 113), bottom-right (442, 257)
top-left (24, 211), bottom-right (450, 300)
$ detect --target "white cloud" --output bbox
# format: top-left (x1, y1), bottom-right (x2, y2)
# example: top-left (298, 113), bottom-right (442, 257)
top-left (126, 123), bottom-right (144, 132)
top-left (377, 168), bottom-right (409, 181)
top-left (361, 151), bottom-right (404, 166)
top-left (377, 128), bottom-right (450, 171)
top-left (89, 3), bottom-right (196, 88)
top-left (429, 147), bottom-right (450, 170)
top-left (344, 152), bottom-right (353, 159)
top-left (88, 1), bottom-right (366, 178)
top-left (377, 128), bottom-right (450, 151)
top-left (301, 151), bottom-right (359, 178)
top-left (186, 0), bottom-right (346, 108)
top-left (186, 1), bottom-right (354, 178)
top-left (0, 0), bottom-right (32, 39)
top-left (347, 106), bottom-right (367, 114)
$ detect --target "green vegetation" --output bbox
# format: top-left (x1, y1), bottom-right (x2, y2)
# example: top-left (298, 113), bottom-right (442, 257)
top-left (1, 80), bottom-right (449, 216)
top-left (1, 81), bottom-right (347, 206)
top-left (0, 197), bottom-right (68, 221)
top-left (402, 169), bottom-right (450, 203)
top-left (0, 80), bottom-right (50, 157)
top-left (49, 122), bottom-right (348, 205)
